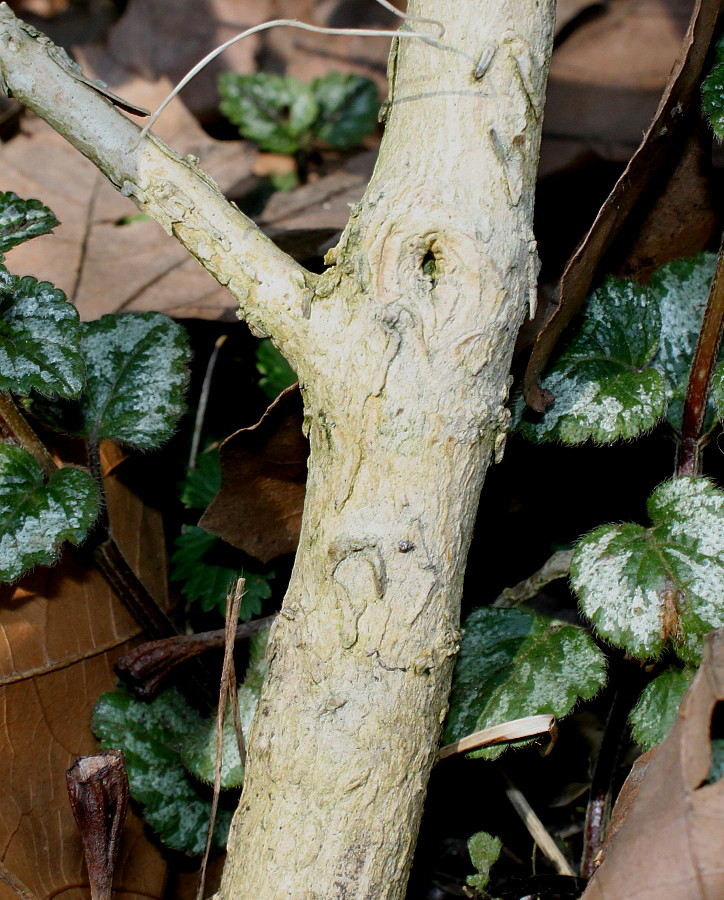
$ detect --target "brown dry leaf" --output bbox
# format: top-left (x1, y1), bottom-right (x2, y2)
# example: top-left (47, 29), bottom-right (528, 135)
top-left (0, 65), bottom-right (255, 321)
top-left (581, 628), bottom-right (724, 899)
top-left (525, 0), bottom-right (719, 410)
top-left (0, 449), bottom-right (170, 900)
top-left (259, 149), bottom-right (376, 260)
top-left (541, 0), bottom-right (693, 178)
top-left (200, 384), bottom-right (307, 563)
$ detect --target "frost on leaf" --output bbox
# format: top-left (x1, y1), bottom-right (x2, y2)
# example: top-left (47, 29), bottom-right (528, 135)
top-left (0, 444), bottom-right (99, 582)
top-left (571, 477), bottom-right (724, 664)
top-left (702, 38), bottom-right (724, 140)
top-left (629, 668), bottom-right (694, 751)
top-left (647, 254), bottom-right (717, 429)
top-left (31, 312), bottom-right (190, 449)
top-left (518, 278), bottom-right (666, 443)
top-left (0, 191), bottom-right (58, 257)
top-left (712, 363), bottom-right (724, 421)
top-left (171, 525), bottom-right (273, 618)
top-left (467, 831), bottom-right (502, 892)
top-left (0, 267), bottom-right (84, 398)
top-left (93, 629), bottom-right (269, 855)
top-left (444, 607), bottom-right (607, 760)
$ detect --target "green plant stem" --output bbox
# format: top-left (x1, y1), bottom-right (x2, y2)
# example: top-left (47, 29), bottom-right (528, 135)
top-left (676, 237), bottom-right (724, 475)
top-left (0, 391), bottom-right (57, 477)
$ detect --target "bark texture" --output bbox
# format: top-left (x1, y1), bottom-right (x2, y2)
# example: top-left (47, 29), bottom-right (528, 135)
top-left (0, 1), bottom-right (555, 896)
top-left (220, 2), bottom-right (554, 896)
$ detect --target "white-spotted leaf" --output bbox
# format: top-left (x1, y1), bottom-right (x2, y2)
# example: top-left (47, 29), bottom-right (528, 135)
top-left (571, 477), bottom-right (724, 664)
top-left (647, 254), bottom-right (717, 429)
top-left (0, 191), bottom-right (58, 256)
top-left (444, 607), bottom-right (607, 759)
top-left (93, 629), bottom-right (269, 854)
top-left (0, 267), bottom-right (84, 397)
top-left (629, 668), bottom-right (694, 751)
top-left (312, 72), bottom-right (379, 148)
top-left (518, 278), bottom-right (666, 444)
top-left (31, 312), bottom-right (190, 449)
top-left (712, 362), bottom-right (724, 421)
top-left (702, 38), bottom-right (724, 140)
top-left (0, 444), bottom-right (99, 582)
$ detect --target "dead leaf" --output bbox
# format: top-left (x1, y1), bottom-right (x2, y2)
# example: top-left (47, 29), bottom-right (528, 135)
top-left (525, 0), bottom-right (719, 411)
top-left (0, 70), bottom-right (255, 321)
top-left (200, 384), bottom-right (307, 563)
top-left (0, 451), bottom-right (170, 900)
top-left (259, 149), bottom-right (376, 260)
top-left (581, 628), bottom-right (724, 899)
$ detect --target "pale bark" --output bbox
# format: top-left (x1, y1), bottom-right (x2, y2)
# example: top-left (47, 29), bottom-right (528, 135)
top-left (0, 1), bottom-right (555, 897)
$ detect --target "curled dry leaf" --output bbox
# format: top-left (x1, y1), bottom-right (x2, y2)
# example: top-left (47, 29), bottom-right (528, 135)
top-left (0, 447), bottom-right (169, 900)
top-left (581, 627), bottom-right (724, 900)
top-left (200, 384), bottom-right (307, 563)
top-left (526, 0), bottom-right (720, 410)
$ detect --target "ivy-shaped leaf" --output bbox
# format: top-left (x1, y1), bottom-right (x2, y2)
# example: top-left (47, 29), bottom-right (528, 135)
top-left (92, 684), bottom-right (232, 855)
top-left (629, 668), bottom-right (694, 751)
top-left (647, 254), bottom-right (717, 429)
top-left (171, 525), bottom-right (273, 618)
top-left (517, 278), bottom-right (666, 444)
top-left (218, 73), bottom-right (319, 155)
top-left (571, 476), bottom-right (724, 665)
top-left (702, 37), bottom-right (724, 140)
top-left (467, 831), bottom-right (502, 893)
top-left (93, 629), bottom-right (269, 854)
top-left (444, 607), bottom-right (607, 759)
top-left (31, 312), bottom-right (190, 449)
top-left (0, 444), bottom-right (99, 582)
top-left (312, 72), bottom-right (379, 148)
top-left (0, 191), bottom-right (58, 257)
top-left (255, 339), bottom-right (297, 401)
top-left (0, 267), bottom-right (84, 398)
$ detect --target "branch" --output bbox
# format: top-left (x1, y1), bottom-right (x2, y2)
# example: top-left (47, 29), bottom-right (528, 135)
top-left (0, 4), bottom-right (314, 367)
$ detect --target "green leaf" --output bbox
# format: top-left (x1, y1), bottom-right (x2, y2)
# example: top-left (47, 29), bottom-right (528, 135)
top-left (92, 684), bottom-right (232, 855)
top-left (31, 312), bottom-right (190, 449)
top-left (712, 362), bottom-right (724, 421)
top-left (467, 831), bottom-right (502, 892)
top-left (647, 254), bottom-right (717, 429)
top-left (444, 607), bottom-right (607, 760)
top-left (708, 739), bottom-right (724, 784)
top-left (0, 444), bottom-right (99, 582)
top-left (255, 339), bottom-right (297, 400)
top-left (93, 629), bottom-right (269, 853)
top-left (629, 668), bottom-right (694, 751)
top-left (218, 73), bottom-right (319, 154)
top-left (571, 476), bottom-right (724, 664)
top-left (312, 72), bottom-right (379, 148)
top-left (171, 525), bottom-right (274, 618)
top-left (702, 40), bottom-right (724, 139)
top-left (0, 191), bottom-right (58, 256)
top-left (0, 266), bottom-right (84, 398)
top-left (179, 629), bottom-right (269, 788)
top-left (180, 446), bottom-right (221, 509)
top-left (518, 278), bottom-right (666, 444)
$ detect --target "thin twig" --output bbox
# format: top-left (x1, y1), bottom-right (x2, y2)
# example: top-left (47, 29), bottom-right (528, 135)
top-left (197, 577), bottom-right (246, 900)
top-left (500, 769), bottom-right (576, 877)
top-left (0, 391), bottom-right (57, 477)
top-left (676, 235), bottom-right (724, 475)
top-left (492, 550), bottom-right (573, 608)
top-left (0, 860), bottom-right (40, 900)
top-left (189, 334), bottom-right (227, 472)
top-left (136, 7), bottom-right (446, 143)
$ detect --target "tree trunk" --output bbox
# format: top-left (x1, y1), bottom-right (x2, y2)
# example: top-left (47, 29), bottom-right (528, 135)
top-left (220, 2), bottom-right (554, 896)
top-left (0, 1), bottom-right (555, 896)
